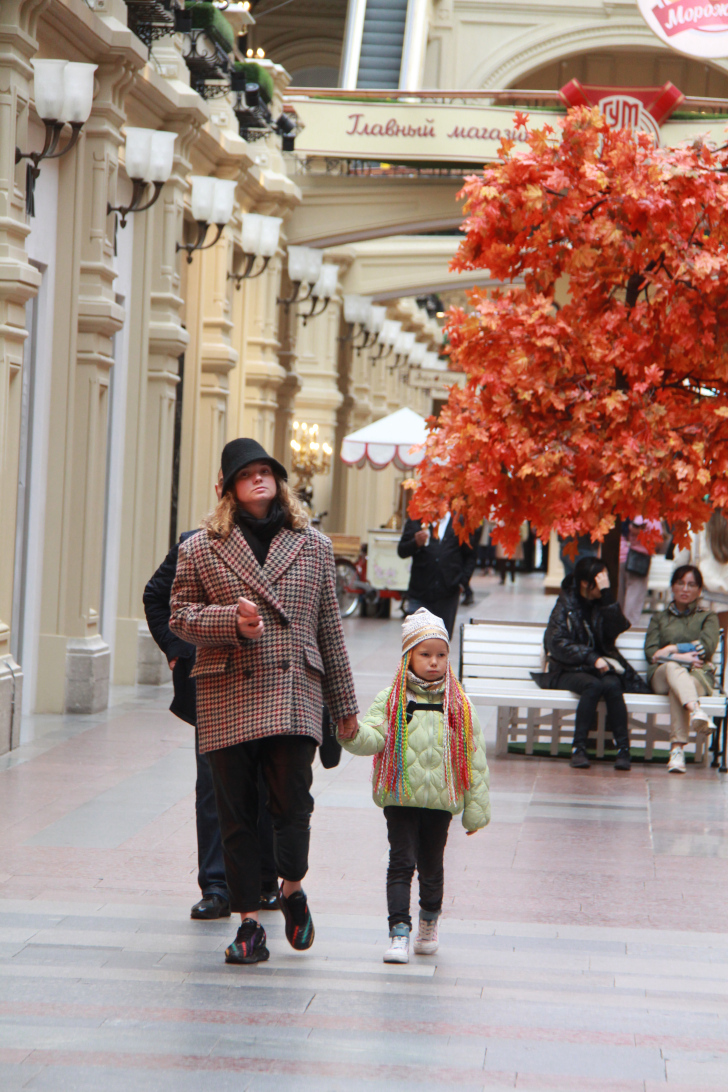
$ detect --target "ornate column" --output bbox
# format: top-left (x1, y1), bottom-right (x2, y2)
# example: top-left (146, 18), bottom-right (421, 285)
top-left (0, 0), bottom-right (49, 748)
top-left (114, 116), bottom-right (203, 686)
top-left (35, 45), bottom-right (143, 713)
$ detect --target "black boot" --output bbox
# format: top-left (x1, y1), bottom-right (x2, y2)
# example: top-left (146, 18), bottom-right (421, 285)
top-left (570, 747), bottom-right (591, 769)
top-left (614, 748), bottom-right (631, 771)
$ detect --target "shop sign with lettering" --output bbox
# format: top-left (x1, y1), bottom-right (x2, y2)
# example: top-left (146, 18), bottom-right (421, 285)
top-left (288, 97), bottom-right (728, 164)
top-left (638, 1), bottom-right (728, 57)
top-left (289, 101), bottom-right (561, 164)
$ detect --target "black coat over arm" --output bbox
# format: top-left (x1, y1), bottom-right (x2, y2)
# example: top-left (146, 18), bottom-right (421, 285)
top-left (143, 530), bottom-right (199, 726)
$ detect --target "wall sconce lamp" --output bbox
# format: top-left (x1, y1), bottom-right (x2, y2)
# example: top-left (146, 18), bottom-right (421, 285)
top-left (390, 330), bottom-right (416, 370)
top-left (15, 59), bottom-right (97, 216)
top-left (299, 263), bottom-right (339, 325)
top-left (176, 175), bottom-right (237, 263)
top-left (373, 319), bottom-right (402, 362)
top-left (107, 127), bottom-right (177, 228)
top-left (228, 212), bottom-right (282, 288)
top-left (278, 246), bottom-right (323, 309)
top-left (403, 341), bottom-right (427, 381)
top-left (341, 296), bottom-right (386, 351)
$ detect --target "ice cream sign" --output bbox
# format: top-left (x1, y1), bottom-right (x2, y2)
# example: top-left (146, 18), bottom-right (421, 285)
top-left (638, 1), bottom-right (728, 57)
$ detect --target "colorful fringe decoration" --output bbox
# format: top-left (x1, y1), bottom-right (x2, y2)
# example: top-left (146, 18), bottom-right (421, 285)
top-left (373, 655), bottom-right (474, 805)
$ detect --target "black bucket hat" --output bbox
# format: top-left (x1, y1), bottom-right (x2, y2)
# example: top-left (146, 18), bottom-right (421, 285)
top-left (221, 438), bottom-right (288, 495)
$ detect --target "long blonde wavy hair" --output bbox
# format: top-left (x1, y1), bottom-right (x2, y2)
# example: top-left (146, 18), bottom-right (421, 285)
top-left (201, 472), bottom-right (309, 540)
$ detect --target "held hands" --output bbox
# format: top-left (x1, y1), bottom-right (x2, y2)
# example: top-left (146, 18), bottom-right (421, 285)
top-left (236, 597), bottom-right (264, 640)
top-left (652, 644), bottom-right (702, 666)
top-left (593, 657), bottom-right (610, 674)
top-left (414, 529), bottom-right (429, 548)
top-left (337, 714), bottom-right (359, 740)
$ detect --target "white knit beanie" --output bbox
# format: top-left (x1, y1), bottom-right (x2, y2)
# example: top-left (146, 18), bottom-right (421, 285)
top-left (401, 607), bottom-right (449, 656)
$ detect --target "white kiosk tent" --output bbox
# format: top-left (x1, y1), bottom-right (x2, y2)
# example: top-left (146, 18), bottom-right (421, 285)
top-left (335, 408), bottom-right (429, 616)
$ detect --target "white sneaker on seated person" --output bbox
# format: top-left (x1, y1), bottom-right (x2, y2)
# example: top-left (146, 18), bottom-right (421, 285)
top-left (689, 707), bottom-right (712, 734)
top-left (667, 746), bottom-right (686, 775)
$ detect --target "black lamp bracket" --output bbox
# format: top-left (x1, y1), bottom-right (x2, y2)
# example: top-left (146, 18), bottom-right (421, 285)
top-left (107, 178), bottom-right (164, 229)
top-left (227, 252), bottom-right (271, 288)
top-left (299, 296), bottom-right (330, 326)
top-left (176, 220), bottom-right (226, 263)
top-left (15, 119), bottom-right (83, 216)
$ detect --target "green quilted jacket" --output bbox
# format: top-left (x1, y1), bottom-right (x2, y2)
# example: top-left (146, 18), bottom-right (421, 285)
top-left (340, 680), bottom-right (491, 831)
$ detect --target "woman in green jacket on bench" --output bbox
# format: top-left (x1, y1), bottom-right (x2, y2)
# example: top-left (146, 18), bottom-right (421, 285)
top-left (644, 565), bottom-right (720, 776)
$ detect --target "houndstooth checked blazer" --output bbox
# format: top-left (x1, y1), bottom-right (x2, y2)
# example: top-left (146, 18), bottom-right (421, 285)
top-left (169, 524), bottom-right (358, 753)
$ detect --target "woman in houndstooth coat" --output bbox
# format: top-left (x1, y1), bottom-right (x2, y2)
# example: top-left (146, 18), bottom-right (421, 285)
top-left (170, 438), bottom-right (359, 966)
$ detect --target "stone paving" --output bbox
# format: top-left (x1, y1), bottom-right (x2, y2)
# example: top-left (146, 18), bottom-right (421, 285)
top-left (2, 572), bottom-right (728, 1090)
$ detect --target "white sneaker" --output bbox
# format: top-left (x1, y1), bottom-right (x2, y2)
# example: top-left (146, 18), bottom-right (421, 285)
top-left (690, 707), bottom-right (712, 734)
top-left (383, 934), bottom-right (409, 964)
top-left (667, 746), bottom-right (686, 774)
top-left (413, 916), bottom-right (439, 954)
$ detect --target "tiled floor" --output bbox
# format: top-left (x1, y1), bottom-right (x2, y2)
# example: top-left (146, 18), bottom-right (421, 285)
top-left (2, 572), bottom-right (728, 1089)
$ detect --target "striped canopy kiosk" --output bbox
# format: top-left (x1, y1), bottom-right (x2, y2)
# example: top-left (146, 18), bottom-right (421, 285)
top-left (340, 407), bottom-right (428, 471)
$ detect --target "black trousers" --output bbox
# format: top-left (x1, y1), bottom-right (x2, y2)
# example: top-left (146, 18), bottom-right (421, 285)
top-left (208, 734), bottom-right (316, 914)
top-left (384, 806), bottom-right (452, 930)
top-left (406, 592), bottom-right (460, 640)
top-left (556, 671), bottom-right (630, 751)
top-left (194, 727), bottom-right (228, 899)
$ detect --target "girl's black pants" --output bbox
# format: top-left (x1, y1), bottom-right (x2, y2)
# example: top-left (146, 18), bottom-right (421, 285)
top-left (384, 805), bottom-right (452, 930)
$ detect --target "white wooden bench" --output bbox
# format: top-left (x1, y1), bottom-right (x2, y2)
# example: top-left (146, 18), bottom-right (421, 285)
top-left (459, 620), bottom-right (727, 765)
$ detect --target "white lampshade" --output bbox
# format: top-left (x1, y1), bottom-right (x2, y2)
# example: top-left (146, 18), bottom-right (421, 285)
top-left (394, 331), bottom-right (416, 356)
top-left (380, 319), bottom-right (402, 347)
top-left (32, 60), bottom-right (68, 121)
top-left (343, 295), bottom-right (363, 324)
top-left (287, 246), bottom-right (310, 283)
top-left (312, 263), bottom-right (338, 300)
top-left (259, 215), bottom-right (282, 257)
top-left (148, 130), bottom-right (176, 183)
top-left (366, 304), bottom-right (386, 334)
top-left (123, 127), bottom-right (153, 181)
top-left (309, 259), bottom-right (338, 299)
top-left (61, 62), bottom-right (97, 124)
top-left (409, 342), bottom-right (427, 366)
top-left (190, 176), bottom-right (216, 222)
top-left (304, 248), bottom-right (323, 286)
top-left (211, 179), bottom-right (237, 225)
top-left (241, 213), bottom-right (264, 255)
top-left (424, 351), bottom-right (446, 370)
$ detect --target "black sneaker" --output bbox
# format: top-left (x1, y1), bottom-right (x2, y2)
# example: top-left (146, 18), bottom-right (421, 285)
top-left (260, 884), bottom-right (280, 912)
top-left (225, 918), bottom-right (269, 964)
top-left (279, 887), bottom-right (315, 950)
top-left (614, 749), bottom-right (632, 771)
top-left (190, 893), bottom-right (231, 920)
top-left (570, 748), bottom-right (591, 769)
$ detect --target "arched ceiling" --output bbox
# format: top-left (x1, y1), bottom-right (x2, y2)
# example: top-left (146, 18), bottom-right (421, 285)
top-left (519, 47), bottom-right (728, 98)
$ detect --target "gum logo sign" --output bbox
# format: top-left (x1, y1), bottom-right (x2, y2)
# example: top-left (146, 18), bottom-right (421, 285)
top-left (638, 1), bottom-right (728, 57)
top-left (559, 80), bottom-right (684, 144)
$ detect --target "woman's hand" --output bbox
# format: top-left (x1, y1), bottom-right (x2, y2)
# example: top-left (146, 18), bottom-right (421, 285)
top-left (653, 645), bottom-right (678, 662)
top-left (593, 657), bottom-right (609, 673)
top-left (337, 714), bottom-right (359, 740)
top-left (595, 570), bottom-right (610, 591)
top-left (236, 597), bottom-right (264, 640)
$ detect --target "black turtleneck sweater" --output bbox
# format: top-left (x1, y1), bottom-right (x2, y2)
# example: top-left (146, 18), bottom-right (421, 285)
top-left (235, 502), bottom-right (286, 566)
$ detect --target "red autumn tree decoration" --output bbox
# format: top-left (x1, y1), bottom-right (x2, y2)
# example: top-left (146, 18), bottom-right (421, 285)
top-left (410, 106), bottom-right (728, 554)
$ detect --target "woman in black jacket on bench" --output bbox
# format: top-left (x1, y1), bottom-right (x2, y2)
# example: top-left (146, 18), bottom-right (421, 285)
top-left (540, 556), bottom-right (637, 771)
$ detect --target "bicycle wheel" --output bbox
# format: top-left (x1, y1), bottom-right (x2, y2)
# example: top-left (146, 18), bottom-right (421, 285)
top-left (335, 558), bottom-right (359, 618)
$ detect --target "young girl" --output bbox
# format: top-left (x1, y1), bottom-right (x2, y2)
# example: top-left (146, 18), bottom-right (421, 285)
top-left (340, 608), bottom-right (490, 963)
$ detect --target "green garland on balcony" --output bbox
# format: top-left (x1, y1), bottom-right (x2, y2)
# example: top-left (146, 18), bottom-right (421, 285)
top-left (231, 61), bottom-right (274, 105)
top-left (184, 2), bottom-right (235, 54)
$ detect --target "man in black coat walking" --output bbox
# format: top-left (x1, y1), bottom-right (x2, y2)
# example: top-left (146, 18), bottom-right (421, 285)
top-left (398, 513), bottom-right (481, 638)
top-left (143, 531), bottom-right (279, 919)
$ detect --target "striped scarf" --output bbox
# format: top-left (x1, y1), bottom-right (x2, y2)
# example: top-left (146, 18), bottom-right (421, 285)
top-left (373, 653), bottom-right (474, 805)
